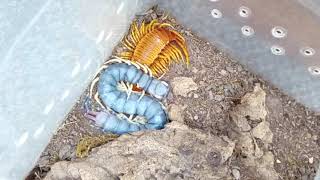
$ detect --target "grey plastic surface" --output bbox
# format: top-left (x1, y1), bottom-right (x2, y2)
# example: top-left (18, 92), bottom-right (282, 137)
top-left (0, 0), bottom-right (156, 179)
top-left (158, 0), bottom-right (320, 112)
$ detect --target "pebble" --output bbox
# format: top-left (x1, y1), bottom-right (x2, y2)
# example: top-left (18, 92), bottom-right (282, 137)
top-left (192, 67), bottom-right (199, 73)
top-left (214, 95), bottom-right (224, 102)
top-left (171, 77), bottom-right (198, 97)
top-left (168, 104), bottom-right (184, 123)
top-left (231, 168), bottom-right (241, 180)
top-left (226, 66), bottom-right (234, 73)
top-left (194, 115), bottom-right (199, 120)
top-left (276, 159), bottom-right (281, 164)
top-left (309, 157), bottom-right (314, 164)
top-left (208, 91), bottom-right (214, 100)
top-left (219, 70), bottom-right (228, 76)
top-left (193, 93), bottom-right (199, 99)
top-left (306, 133), bottom-right (312, 139)
top-left (205, 84), bottom-right (215, 91)
top-left (151, 13), bottom-right (157, 19)
top-left (58, 145), bottom-right (72, 159)
top-left (312, 135), bottom-right (318, 141)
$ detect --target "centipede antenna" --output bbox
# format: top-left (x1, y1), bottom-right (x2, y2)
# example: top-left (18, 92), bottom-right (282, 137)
top-left (89, 77), bottom-right (100, 98)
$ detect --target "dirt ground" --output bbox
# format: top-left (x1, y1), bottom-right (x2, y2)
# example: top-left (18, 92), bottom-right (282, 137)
top-left (27, 7), bottom-right (319, 180)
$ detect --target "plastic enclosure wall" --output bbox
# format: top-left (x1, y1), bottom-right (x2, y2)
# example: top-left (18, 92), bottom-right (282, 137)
top-left (158, 0), bottom-right (320, 112)
top-left (0, 0), bottom-right (155, 179)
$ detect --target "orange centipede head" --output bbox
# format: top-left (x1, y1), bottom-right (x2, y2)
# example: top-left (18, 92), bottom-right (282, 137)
top-left (118, 19), bottom-right (190, 77)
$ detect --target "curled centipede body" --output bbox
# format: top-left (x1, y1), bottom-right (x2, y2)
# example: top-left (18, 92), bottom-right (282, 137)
top-left (85, 60), bottom-right (169, 134)
top-left (118, 19), bottom-right (190, 76)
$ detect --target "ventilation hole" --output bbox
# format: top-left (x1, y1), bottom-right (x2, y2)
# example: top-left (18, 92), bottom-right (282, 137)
top-left (211, 9), bottom-right (222, 18)
top-left (271, 45), bottom-right (285, 55)
top-left (239, 6), bottom-right (251, 18)
top-left (300, 47), bottom-right (315, 57)
top-left (271, 26), bottom-right (287, 38)
top-left (241, 26), bottom-right (254, 36)
top-left (308, 66), bottom-right (320, 76)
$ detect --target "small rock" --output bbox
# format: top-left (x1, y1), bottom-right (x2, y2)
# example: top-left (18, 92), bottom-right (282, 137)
top-left (230, 85), bottom-right (267, 127)
top-left (199, 81), bottom-right (206, 86)
top-left (230, 112), bottom-right (251, 132)
top-left (151, 13), bottom-right (157, 19)
top-left (309, 157), bottom-right (314, 164)
top-left (205, 85), bottom-right (215, 91)
top-left (254, 142), bottom-right (264, 158)
top-left (168, 104), bottom-right (184, 123)
top-left (214, 95), bottom-right (224, 102)
top-left (306, 133), bottom-right (312, 139)
top-left (192, 67), bottom-right (199, 73)
top-left (237, 65), bottom-right (243, 72)
top-left (238, 133), bottom-right (255, 157)
top-left (232, 168), bottom-right (241, 180)
top-left (226, 66), bottom-right (234, 73)
top-left (257, 151), bottom-right (278, 180)
top-left (58, 145), bottom-right (72, 159)
top-left (302, 175), bottom-right (308, 180)
top-left (37, 155), bottom-right (50, 168)
top-left (312, 135), bottom-right (318, 141)
top-left (219, 70), bottom-right (228, 76)
top-left (251, 121), bottom-right (273, 144)
top-left (276, 159), bottom-right (281, 164)
top-left (193, 93), bottom-right (199, 99)
top-left (194, 115), bottom-right (199, 120)
top-left (45, 122), bottom-right (235, 180)
top-left (209, 91), bottom-right (214, 100)
top-left (213, 104), bottom-right (223, 113)
top-left (171, 77), bottom-right (198, 97)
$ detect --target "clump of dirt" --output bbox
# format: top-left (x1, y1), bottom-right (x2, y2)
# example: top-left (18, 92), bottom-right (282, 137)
top-left (28, 6), bottom-right (319, 180)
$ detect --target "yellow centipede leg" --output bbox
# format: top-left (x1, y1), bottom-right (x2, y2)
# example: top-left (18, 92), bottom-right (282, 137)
top-left (176, 41), bottom-right (190, 65)
top-left (133, 21), bottom-right (141, 40)
top-left (140, 21), bottom-right (146, 37)
top-left (159, 23), bottom-right (174, 29)
top-left (170, 30), bottom-right (186, 43)
top-left (122, 38), bottom-right (135, 51)
top-left (170, 44), bottom-right (184, 62)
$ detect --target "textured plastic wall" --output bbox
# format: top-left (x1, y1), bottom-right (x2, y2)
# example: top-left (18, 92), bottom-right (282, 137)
top-left (158, 0), bottom-right (320, 112)
top-left (0, 0), bottom-right (155, 179)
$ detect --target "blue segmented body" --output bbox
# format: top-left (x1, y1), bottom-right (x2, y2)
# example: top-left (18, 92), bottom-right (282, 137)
top-left (87, 63), bottom-right (169, 134)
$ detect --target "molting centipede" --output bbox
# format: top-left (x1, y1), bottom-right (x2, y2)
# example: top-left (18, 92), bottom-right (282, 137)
top-left (84, 59), bottom-right (170, 134)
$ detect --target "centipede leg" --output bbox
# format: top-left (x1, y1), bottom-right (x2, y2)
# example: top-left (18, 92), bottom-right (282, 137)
top-left (94, 92), bottom-right (107, 110)
top-left (138, 90), bottom-right (145, 102)
top-left (158, 72), bottom-right (166, 80)
top-left (126, 83), bottom-right (133, 100)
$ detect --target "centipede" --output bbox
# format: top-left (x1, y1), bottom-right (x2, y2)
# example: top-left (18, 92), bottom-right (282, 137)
top-left (83, 18), bottom-right (189, 135)
top-left (84, 58), bottom-right (169, 134)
